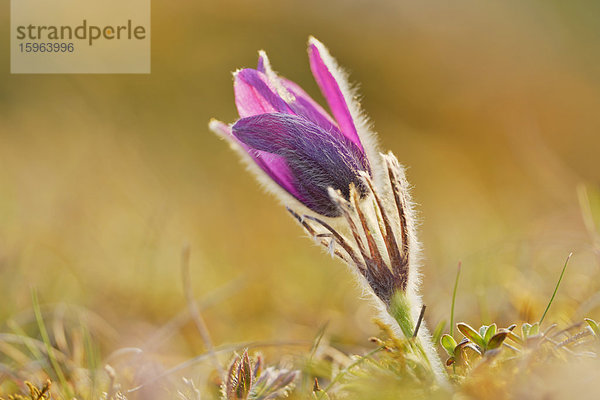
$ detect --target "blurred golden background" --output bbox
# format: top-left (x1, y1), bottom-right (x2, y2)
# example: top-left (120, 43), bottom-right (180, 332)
top-left (1, 0), bottom-right (599, 367)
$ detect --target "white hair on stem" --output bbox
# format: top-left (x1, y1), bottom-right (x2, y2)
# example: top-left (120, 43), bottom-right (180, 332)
top-left (287, 152), bottom-right (447, 385)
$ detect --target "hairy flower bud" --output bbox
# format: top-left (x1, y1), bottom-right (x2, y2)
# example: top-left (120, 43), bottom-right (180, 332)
top-left (210, 37), bottom-right (373, 217)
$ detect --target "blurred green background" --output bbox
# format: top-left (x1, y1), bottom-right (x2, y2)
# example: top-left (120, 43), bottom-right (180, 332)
top-left (1, 0), bottom-right (599, 365)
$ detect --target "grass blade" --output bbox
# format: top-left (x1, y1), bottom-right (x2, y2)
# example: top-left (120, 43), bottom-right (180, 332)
top-left (539, 253), bottom-right (572, 325)
top-left (32, 289), bottom-right (73, 398)
top-left (450, 262), bottom-right (462, 336)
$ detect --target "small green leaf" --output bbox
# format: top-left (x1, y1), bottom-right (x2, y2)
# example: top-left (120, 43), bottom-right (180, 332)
top-left (487, 331), bottom-right (509, 350)
top-left (585, 318), bottom-right (600, 337)
top-left (457, 323), bottom-right (486, 349)
top-left (441, 334), bottom-right (458, 356)
top-left (484, 323), bottom-right (497, 344)
top-left (521, 323), bottom-right (532, 338)
top-left (479, 325), bottom-right (488, 338)
top-left (529, 322), bottom-right (540, 336)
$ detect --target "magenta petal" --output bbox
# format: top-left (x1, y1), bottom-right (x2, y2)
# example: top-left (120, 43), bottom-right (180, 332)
top-left (308, 43), bottom-right (362, 149)
top-left (255, 52), bottom-right (340, 134)
top-left (280, 78), bottom-right (335, 123)
top-left (213, 118), bottom-right (301, 199)
top-left (250, 151), bottom-right (302, 199)
top-left (279, 77), bottom-right (341, 134)
top-left (234, 69), bottom-right (293, 118)
top-left (233, 113), bottom-right (369, 216)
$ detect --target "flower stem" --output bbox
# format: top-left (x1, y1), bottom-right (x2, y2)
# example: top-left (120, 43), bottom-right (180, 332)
top-left (389, 291), bottom-right (447, 385)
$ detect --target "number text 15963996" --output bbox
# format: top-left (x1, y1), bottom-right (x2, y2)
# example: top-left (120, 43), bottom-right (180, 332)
top-left (19, 42), bottom-right (74, 53)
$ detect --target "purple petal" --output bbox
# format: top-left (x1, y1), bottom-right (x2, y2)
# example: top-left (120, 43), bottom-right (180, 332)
top-left (232, 113), bottom-right (369, 216)
top-left (234, 69), bottom-right (293, 118)
top-left (280, 78), bottom-right (334, 123)
top-left (308, 41), bottom-right (362, 150)
top-left (280, 77), bottom-right (340, 134)
top-left (255, 51), bottom-right (340, 135)
top-left (249, 151), bottom-right (302, 199)
top-left (210, 118), bottom-right (301, 199)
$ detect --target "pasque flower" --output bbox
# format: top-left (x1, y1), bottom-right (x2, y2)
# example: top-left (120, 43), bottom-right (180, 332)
top-left (209, 37), bottom-right (373, 217)
top-left (210, 38), bottom-right (447, 384)
top-left (209, 37), bottom-right (417, 308)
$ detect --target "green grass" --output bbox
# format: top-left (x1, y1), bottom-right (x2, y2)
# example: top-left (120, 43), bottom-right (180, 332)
top-left (2, 249), bottom-right (599, 399)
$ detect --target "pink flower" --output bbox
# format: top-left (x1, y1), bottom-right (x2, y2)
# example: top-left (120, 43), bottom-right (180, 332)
top-left (210, 37), bottom-right (374, 217)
